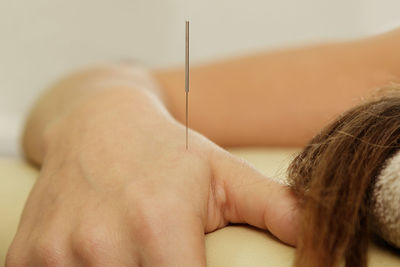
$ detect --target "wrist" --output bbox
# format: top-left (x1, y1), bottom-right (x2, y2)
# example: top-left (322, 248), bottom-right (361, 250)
top-left (42, 87), bottom-right (176, 164)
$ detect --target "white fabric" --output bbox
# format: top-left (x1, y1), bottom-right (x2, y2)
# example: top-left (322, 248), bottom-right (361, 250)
top-left (372, 150), bottom-right (400, 248)
top-left (0, 114), bottom-right (22, 157)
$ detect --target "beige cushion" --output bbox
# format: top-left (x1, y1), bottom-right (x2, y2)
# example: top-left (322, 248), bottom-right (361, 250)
top-left (1, 148), bottom-right (400, 266)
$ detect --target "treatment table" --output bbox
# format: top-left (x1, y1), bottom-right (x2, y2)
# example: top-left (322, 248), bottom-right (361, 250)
top-left (1, 148), bottom-right (400, 266)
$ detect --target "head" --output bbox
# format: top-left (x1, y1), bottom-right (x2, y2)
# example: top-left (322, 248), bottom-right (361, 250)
top-left (288, 86), bottom-right (400, 267)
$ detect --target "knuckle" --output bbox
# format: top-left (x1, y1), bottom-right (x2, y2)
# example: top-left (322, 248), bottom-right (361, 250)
top-left (129, 197), bottom-right (175, 244)
top-left (34, 236), bottom-right (65, 265)
top-left (72, 224), bottom-right (114, 261)
top-left (6, 230), bottom-right (32, 267)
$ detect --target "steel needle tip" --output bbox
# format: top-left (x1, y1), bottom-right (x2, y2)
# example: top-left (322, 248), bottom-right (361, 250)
top-left (185, 91), bottom-right (188, 150)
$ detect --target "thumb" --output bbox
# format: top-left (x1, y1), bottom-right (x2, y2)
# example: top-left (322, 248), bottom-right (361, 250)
top-left (211, 150), bottom-right (300, 246)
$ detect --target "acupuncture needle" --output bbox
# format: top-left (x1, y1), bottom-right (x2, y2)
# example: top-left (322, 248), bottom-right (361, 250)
top-left (185, 20), bottom-right (190, 150)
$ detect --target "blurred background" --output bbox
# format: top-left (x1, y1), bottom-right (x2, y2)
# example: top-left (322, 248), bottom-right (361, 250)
top-left (1, 0), bottom-right (400, 157)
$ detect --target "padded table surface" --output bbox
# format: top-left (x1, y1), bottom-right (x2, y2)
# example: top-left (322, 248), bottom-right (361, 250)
top-left (1, 148), bottom-right (400, 266)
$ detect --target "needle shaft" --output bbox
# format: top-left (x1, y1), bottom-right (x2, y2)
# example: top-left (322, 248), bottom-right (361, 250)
top-left (185, 21), bottom-right (189, 149)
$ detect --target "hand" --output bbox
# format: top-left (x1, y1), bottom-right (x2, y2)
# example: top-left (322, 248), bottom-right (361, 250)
top-left (6, 82), bottom-right (298, 267)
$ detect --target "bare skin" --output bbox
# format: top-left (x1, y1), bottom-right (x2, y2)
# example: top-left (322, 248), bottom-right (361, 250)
top-left (156, 28), bottom-right (400, 146)
top-left (6, 29), bottom-right (400, 266)
top-left (6, 66), bottom-right (299, 266)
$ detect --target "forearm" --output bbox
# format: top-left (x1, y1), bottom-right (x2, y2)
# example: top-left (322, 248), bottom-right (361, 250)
top-left (156, 29), bottom-right (400, 147)
top-left (24, 30), bottom-right (400, 162)
top-left (22, 64), bottom-right (169, 166)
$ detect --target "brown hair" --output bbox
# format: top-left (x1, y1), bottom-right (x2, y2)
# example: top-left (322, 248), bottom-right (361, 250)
top-left (288, 87), bottom-right (400, 267)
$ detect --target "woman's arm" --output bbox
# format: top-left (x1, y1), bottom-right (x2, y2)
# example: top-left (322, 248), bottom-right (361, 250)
top-left (8, 64), bottom-right (298, 266)
top-left (156, 28), bottom-right (400, 146)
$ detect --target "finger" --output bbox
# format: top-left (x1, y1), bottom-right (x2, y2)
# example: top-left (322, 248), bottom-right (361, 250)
top-left (139, 213), bottom-right (206, 267)
top-left (70, 216), bottom-right (139, 267)
top-left (29, 231), bottom-right (74, 267)
top-left (18, 210), bottom-right (76, 267)
top-left (211, 150), bottom-right (300, 246)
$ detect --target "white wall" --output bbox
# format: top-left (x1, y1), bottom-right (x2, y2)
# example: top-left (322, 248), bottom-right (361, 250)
top-left (1, 0), bottom-right (400, 156)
